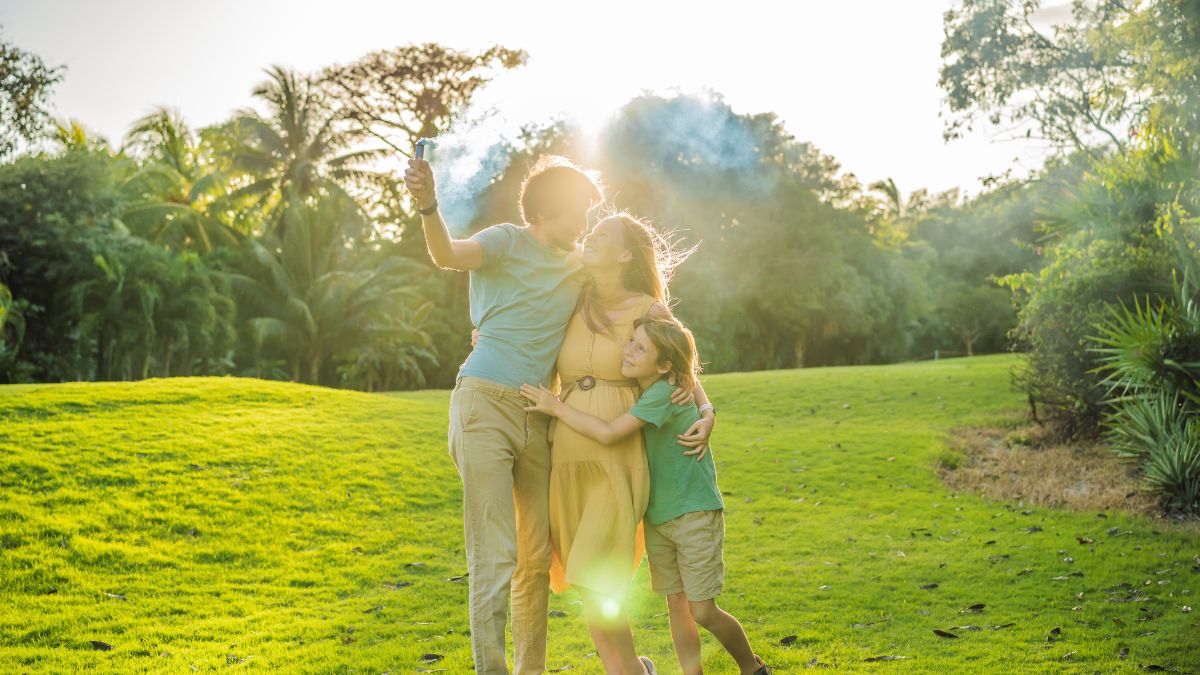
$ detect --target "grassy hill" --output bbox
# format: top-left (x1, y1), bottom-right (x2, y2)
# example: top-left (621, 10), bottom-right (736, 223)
top-left (1, 355), bottom-right (1197, 672)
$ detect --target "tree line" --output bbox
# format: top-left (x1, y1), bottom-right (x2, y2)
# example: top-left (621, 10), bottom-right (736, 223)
top-left (2, 1), bottom-right (1199, 514)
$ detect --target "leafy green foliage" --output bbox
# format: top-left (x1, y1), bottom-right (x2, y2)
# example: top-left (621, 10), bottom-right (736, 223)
top-left (939, 0), bottom-right (1200, 441)
top-left (228, 196), bottom-right (435, 388)
top-left (223, 67), bottom-right (380, 237)
top-left (999, 127), bottom-right (1194, 436)
top-left (1092, 273), bottom-right (1200, 512)
top-left (0, 31), bottom-right (62, 159)
top-left (582, 94), bottom-right (937, 370)
top-left (118, 108), bottom-right (241, 253)
top-left (0, 148), bottom-right (235, 382)
top-left (320, 43), bottom-right (527, 155)
top-left (939, 0), bottom-right (1200, 154)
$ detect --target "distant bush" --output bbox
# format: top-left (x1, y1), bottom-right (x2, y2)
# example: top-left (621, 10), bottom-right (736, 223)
top-left (1002, 132), bottom-right (1195, 438)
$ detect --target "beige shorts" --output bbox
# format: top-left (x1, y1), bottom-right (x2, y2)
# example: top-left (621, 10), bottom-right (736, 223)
top-left (644, 510), bottom-right (725, 601)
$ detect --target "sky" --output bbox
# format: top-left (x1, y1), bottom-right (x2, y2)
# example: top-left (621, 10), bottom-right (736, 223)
top-left (0, 0), bottom-right (1058, 198)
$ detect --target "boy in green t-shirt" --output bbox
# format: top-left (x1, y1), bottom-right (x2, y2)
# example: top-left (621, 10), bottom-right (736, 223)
top-left (521, 317), bottom-right (771, 675)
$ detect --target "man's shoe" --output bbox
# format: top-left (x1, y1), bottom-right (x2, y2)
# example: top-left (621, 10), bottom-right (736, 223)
top-left (752, 655), bottom-right (773, 675)
top-left (639, 656), bottom-right (657, 674)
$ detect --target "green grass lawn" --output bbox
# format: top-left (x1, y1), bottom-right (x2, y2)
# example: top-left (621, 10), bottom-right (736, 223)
top-left (1, 355), bottom-right (1197, 673)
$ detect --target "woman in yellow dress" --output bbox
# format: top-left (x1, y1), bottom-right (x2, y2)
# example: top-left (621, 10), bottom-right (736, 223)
top-left (546, 213), bottom-right (716, 675)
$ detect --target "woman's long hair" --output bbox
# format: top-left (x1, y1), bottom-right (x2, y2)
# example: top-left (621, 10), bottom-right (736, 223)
top-left (578, 211), bottom-right (696, 335)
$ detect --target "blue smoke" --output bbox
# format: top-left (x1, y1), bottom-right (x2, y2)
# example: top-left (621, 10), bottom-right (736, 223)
top-left (601, 93), bottom-right (772, 195)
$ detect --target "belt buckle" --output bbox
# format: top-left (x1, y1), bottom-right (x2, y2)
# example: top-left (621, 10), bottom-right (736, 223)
top-left (578, 375), bottom-right (596, 391)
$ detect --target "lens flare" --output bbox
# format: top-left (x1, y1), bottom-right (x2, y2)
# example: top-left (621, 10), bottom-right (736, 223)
top-left (601, 598), bottom-right (620, 620)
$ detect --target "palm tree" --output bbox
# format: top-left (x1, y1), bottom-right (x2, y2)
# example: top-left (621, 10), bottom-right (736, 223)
top-left (51, 119), bottom-right (108, 152)
top-left (869, 177), bottom-right (904, 219)
top-left (229, 195), bottom-right (433, 386)
top-left (222, 66), bottom-right (384, 239)
top-left (51, 234), bottom-right (234, 381)
top-left (53, 241), bottom-right (156, 380)
top-left (119, 107), bottom-right (241, 253)
top-left (218, 66), bottom-right (434, 388)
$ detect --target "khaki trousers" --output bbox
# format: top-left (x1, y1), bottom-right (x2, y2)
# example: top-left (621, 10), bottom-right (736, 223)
top-left (449, 376), bottom-right (552, 675)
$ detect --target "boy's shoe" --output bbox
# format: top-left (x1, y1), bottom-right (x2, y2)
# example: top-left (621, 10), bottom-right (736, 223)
top-left (639, 656), bottom-right (657, 674)
top-left (752, 655), bottom-right (773, 674)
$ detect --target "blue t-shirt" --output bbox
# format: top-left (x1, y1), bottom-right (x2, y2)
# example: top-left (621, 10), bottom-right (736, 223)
top-left (630, 379), bottom-right (725, 525)
top-left (458, 223), bottom-right (583, 389)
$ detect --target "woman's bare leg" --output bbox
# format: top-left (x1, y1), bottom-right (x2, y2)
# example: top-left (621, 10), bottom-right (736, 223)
top-left (580, 588), bottom-right (647, 674)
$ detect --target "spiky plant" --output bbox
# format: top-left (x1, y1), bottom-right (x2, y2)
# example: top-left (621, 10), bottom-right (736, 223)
top-left (1091, 273), bottom-right (1200, 513)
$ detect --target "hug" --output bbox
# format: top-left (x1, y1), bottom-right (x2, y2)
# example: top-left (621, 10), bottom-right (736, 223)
top-left (405, 154), bottom-right (770, 675)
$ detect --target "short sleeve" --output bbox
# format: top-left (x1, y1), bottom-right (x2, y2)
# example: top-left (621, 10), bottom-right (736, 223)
top-left (470, 224), bottom-right (514, 268)
top-left (630, 381), bottom-right (674, 429)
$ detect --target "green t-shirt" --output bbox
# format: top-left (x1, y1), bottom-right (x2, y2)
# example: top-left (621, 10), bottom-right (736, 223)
top-left (459, 223), bottom-right (584, 390)
top-left (630, 379), bottom-right (725, 525)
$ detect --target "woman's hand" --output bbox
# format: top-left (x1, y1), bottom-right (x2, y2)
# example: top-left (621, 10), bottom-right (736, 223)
top-left (670, 385), bottom-right (696, 406)
top-left (520, 384), bottom-right (562, 417)
top-left (677, 414), bottom-right (714, 461)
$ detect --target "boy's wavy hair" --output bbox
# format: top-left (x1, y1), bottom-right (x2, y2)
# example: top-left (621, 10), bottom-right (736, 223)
top-left (578, 211), bottom-right (697, 335)
top-left (633, 315), bottom-right (701, 394)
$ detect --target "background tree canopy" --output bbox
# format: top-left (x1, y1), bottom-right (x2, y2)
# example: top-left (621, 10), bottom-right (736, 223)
top-left (1, 1), bottom-right (1198, 510)
top-left (0, 29), bottom-right (61, 160)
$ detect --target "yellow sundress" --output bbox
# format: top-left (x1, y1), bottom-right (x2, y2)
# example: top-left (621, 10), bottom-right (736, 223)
top-left (548, 294), bottom-right (655, 599)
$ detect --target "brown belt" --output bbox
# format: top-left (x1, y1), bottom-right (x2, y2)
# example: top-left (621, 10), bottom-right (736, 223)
top-left (548, 375), bottom-right (639, 445)
top-left (558, 375), bottom-right (639, 401)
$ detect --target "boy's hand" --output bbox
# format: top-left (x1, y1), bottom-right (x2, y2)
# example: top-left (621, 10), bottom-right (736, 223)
top-left (677, 414), bottom-right (713, 461)
top-left (403, 158), bottom-right (437, 211)
top-left (470, 328), bottom-right (479, 347)
top-left (520, 384), bottom-right (561, 416)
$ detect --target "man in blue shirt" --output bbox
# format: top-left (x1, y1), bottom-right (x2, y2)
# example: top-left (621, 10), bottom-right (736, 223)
top-left (405, 154), bottom-right (601, 674)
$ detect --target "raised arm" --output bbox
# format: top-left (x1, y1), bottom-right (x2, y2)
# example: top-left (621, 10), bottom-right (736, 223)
top-left (403, 158), bottom-right (483, 271)
top-left (520, 384), bottom-right (646, 446)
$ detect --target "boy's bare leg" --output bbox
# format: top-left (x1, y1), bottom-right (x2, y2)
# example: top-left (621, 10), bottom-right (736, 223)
top-left (687, 599), bottom-right (760, 675)
top-left (666, 592), bottom-right (703, 675)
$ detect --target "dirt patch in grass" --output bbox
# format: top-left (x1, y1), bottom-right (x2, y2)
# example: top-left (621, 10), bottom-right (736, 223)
top-left (938, 423), bottom-right (1200, 532)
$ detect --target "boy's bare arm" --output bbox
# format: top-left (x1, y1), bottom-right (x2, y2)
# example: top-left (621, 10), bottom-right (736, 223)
top-left (520, 385), bottom-right (645, 445)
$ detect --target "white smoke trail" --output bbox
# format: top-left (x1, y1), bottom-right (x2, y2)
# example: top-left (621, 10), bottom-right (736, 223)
top-left (424, 110), bottom-right (514, 234)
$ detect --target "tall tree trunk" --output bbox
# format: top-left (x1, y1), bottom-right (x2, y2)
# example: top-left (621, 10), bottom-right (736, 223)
top-left (959, 328), bottom-right (977, 357)
top-left (304, 345), bottom-right (322, 385)
top-left (181, 342), bottom-right (191, 376)
top-left (141, 342), bottom-right (153, 379)
top-left (95, 331), bottom-right (106, 381)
